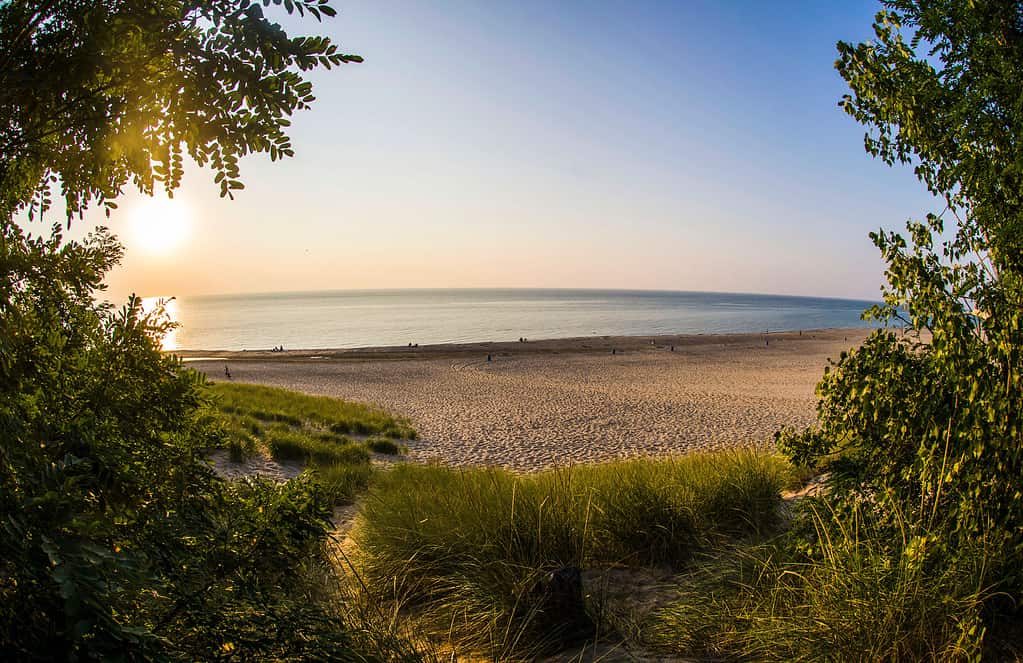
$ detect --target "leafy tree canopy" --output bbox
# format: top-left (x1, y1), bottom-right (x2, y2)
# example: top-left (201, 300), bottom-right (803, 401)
top-left (0, 0), bottom-right (362, 223)
top-left (836, 0), bottom-right (1023, 279)
top-left (0, 2), bottom-right (384, 659)
top-left (780, 0), bottom-right (1023, 606)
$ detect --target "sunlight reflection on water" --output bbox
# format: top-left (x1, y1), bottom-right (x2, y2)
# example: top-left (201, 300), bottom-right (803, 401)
top-left (140, 296), bottom-right (179, 351)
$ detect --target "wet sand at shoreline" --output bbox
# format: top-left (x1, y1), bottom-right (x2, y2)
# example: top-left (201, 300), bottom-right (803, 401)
top-left (185, 328), bottom-right (872, 471)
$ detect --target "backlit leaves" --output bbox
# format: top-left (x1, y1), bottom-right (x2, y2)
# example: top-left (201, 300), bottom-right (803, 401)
top-left (0, 0), bottom-right (360, 221)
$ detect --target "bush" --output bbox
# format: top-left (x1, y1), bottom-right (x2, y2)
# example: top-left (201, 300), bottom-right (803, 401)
top-left (0, 225), bottom-right (412, 660)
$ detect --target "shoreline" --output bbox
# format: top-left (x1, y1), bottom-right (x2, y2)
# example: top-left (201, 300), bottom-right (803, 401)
top-left (186, 327), bottom-right (873, 471)
top-left (172, 326), bottom-right (873, 361)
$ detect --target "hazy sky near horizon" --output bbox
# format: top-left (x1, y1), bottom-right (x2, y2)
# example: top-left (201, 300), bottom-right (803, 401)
top-left (63, 0), bottom-right (939, 302)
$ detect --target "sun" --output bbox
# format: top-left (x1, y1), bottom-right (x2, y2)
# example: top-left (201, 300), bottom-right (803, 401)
top-left (128, 195), bottom-right (192, 255)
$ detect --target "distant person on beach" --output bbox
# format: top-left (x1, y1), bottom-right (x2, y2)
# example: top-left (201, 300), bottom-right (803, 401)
top-left (224, 365), bottom-right (232, 380)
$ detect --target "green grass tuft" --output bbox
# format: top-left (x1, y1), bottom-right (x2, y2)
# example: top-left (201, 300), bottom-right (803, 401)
top-left (365, 436), bottom-right (406, 455)
top-left (316, 463), bottom-right (374, 506)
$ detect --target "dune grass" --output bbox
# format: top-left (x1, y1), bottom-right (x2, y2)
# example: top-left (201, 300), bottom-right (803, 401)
top-left (645, 499), bottom-right (993, 662)
top-left (204, 383), bottom-right (998, 659)
top-left (316, 462), bottom-right (375, 506)
top-left (208, 382), bottom-right (416, 504)
top-left (350, 450), bottom-right (793, 658)
top-left (365, 436), bottom-right (406, 455)
top-left (264, 425), bottom-right (371, 466)
top-left (213, 382), bottom-right (417, 440)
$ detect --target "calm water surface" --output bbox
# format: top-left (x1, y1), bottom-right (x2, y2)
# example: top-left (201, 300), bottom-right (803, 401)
top-left (146, 289), bottom-right (879, 351)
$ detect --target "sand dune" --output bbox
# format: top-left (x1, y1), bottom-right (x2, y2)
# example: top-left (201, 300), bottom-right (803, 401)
top-left (187, 328), bottom-right (872, 472)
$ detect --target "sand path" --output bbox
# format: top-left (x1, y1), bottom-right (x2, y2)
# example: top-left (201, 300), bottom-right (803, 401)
top-left (187, 328), bottom-right (871, 472)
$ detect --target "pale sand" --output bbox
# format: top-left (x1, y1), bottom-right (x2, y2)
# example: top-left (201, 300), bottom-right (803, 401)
top-left (185, 328), bottom-right (871, 472)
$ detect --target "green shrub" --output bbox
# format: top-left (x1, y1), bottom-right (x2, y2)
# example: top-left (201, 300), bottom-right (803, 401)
top-left (0, 226), bottom-right (393, 660)
top-left (0, 0), bottom-right (423, 655)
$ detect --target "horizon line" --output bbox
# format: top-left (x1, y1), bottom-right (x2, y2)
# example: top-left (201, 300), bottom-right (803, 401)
top-left (126, 286), bottom-right (884, 305)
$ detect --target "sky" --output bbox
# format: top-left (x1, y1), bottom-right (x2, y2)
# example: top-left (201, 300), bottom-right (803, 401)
top-left (63, 0), bottom-right (939, 302)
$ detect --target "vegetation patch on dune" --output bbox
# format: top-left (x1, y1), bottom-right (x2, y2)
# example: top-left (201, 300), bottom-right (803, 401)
top-left (350, 451), bottom-right (794, 659)
top-left (646, 499), bottom-right (994, 661)
top-left (213, 382), bottom-right (417, 440)
top-left (209, 382), bottom-right (416, 504)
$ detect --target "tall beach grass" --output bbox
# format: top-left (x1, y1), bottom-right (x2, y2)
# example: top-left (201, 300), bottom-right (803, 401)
top-left (647, 498), bottom-right (996, 662)
top-left (350, 450), bottom-right (793, 658)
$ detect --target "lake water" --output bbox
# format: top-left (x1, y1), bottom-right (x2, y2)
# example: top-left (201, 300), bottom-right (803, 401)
top-left (147, 289), bottom-right (879, 351)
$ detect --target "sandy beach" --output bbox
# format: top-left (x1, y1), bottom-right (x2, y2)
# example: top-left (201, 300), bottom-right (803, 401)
top-left (185, 328), bottom-right (872, 472)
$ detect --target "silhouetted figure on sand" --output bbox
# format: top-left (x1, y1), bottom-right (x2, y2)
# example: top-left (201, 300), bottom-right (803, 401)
top-left (224, 365), bottom-right (232, 380)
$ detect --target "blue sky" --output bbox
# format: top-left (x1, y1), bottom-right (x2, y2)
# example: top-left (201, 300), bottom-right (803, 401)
top-left (77, 0), bottom-right (938, 301)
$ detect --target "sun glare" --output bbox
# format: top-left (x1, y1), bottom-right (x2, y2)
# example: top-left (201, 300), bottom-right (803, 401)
top-left (128, 196), bottom-right (192, 255)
